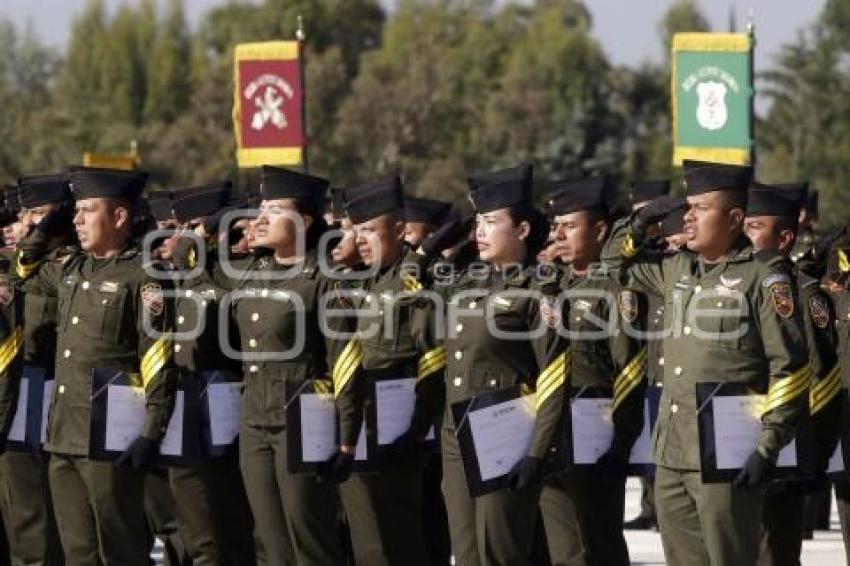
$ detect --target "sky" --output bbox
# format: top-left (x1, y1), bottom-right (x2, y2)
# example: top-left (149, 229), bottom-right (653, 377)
top-left (0, 0), bottom-right (826, 73)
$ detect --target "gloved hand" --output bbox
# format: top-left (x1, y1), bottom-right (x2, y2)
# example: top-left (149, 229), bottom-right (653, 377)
top-left (421, 214), bottom-right (474, 257)
top-left (36, 201), bottom-right (75, 239)
top-left (635, 196), bottom-right (685, 228)
top-left (381, 430), bottom-right (426, 466)
top-left (116, 436), bottom-right (159, 469)
top-left (505, 456), bottom-right (544, 489)
top-left (317, 450), bottom-right (354, 483)
top-left (733, 450), bottom-right (773, 488)
top-left (596, 445), bottom-right (630, 477)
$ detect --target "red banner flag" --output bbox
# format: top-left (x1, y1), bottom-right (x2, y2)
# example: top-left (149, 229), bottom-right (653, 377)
top-left (233, 41), bottom-right (305, 168)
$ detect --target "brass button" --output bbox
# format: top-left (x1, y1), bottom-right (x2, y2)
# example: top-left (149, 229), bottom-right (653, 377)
top-left (683, 326), bottom-right (692, 335)
top-left (694, 285), bottom-right (702, 293)
top-left (63, 349), bottom-right (71, 358)
top-left (249, 338), bottom-right (258, 348)
top-left (453, 377), bottom-right (462, 387)
top-left (456, 323), bottom-right (463, 333)
top-left (81, 281), bottom-right (90, 290)
top-left (658, 357), bottom-right (665, 366)
top-left (671, 404), bottom-right (679, 414)
top-left (177, 315), bottom-right (185, 325)
top-left (674, 366), bottom-right (682, 376)
top-left (249, 365), bottom-right (259, 373)
top-left (71, 316), bottom-right (79, 325)
top-left (469, 301), bottom-right (477, 309)
top-left (261, 289), bottom-right (269, 298)
top-left (251, 313), bottom-right (260, 322)
top-left (174, 344), bottom-right (182, 353)
top-left (489, 379), bottom-right (497, 387)
top-left (185, 290), bottom-right (193, 297)
top-left (454, 351), bottom-right (463, 361)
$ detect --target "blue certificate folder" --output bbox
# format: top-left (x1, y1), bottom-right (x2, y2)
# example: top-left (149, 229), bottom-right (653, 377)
top-left (6, 366), bottom-right (53, 453)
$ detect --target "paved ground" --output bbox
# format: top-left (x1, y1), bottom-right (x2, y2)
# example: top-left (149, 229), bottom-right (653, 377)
top-left (152, 477), bottom-right (848, 564)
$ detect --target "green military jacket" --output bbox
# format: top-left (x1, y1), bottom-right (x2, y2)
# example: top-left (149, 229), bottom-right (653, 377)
top-left (222, 250), bottom-right (362, 446)
top-left (435, 263), bottom-right (569, 459)
top-left (21, 246), bottom-right (178, 455)
top-left (601, 217), bottom-right (809, 470)
top-left (353, 249), bottom-right (445, 440)
top-left (560, 264), bottom-right (647, 456)
top-left (0, 251), bottom-right (24, 438)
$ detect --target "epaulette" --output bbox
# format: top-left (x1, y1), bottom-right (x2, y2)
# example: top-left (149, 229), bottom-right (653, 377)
top-left (753, 248), bottom-right (783, 266)
top-left (119, 247), bottom-right (141, 260)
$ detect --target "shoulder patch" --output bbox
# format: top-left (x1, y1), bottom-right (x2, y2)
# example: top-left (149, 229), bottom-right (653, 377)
top-left (762, 273), bottom-right (790, 288)
top-left (769, 281), bottom-right (794, 319)
top-left (0, 275), bottom-right (15, 307)
top-left (618, 290), bottom-right (638, 323)
top-left (141, 283), bottom-right (165, 317)
top-left (809, 294), bottom-right (830, 330)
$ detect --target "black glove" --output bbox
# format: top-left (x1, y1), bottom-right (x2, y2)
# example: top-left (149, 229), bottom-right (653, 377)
top-left (36, 201), bottom-right (75, 239)
top-left (596, 445), bottom-right (630, 477)
top-left (381, 430), bottom-right (426, 466)
top-left (421, 214), bottom-right (473, 257)
top-left (116, 436), bottom-right (159, 469)
top-left (733, 451), bottom-right (773, 488)
top-left (505, 456), bottom-right (544, 489)
top-left (317, 450), bottom-right (354, 483)
top-left (635, 196), bottom-right (685, 228)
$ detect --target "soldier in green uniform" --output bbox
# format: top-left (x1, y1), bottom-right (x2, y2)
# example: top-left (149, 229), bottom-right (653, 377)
top-left (221, 166), bottom-right (358, 565)
top-left (0, 174), bottom-right (72, 566)
top-left (538, 176), bottom-right (647, 566)
top-left (336, 176), bottom-right (441, 566)
top-left (790, 190), bottom-right (818, 264)
top-left (600, 160), bottom-right (809, 566)
top-left (743, 182), bottom-right (841, 566)
top-left (402, 196), bottom-right (452, 249)
top-left (428, 164), bottom-right (568, 565)
top-left (163, 185), bottom-right (257, 565)
top-left (17, 166), bottom-right (179, 565)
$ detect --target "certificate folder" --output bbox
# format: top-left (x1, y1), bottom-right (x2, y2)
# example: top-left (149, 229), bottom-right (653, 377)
top-left (696, 382), bottom-right (812, 483)
top-left (89, 368), bottom-right (195, 467)
top-left (451, 386), bottom-right (562, 497)
top-left (7, 366), bottom-right (54, 453)
top-left (286, 380), bottom-right (369, 474)
top-left (198, 370), bottom-right (242, 457)
top-left (561, 385), bottom-right (660, 476)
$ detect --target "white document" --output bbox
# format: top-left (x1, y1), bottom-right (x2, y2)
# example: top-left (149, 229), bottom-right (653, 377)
top-left (104, 385), bottom-right (147, 452)
top-left (570, 397), bottom-right (653, 465)
top-left (159, 391), bottom-right (185, 457)
top-left (299, 393), bottom-right (368, 463)
top-left (40, 381), bottom-right (55, 444)
top-left (376, 378), bottom-right (416, 445)
top-left (468, 395), bottom-right (536, 481)
top-left (207, 382), bottom-right (241, 446)
top-left (712, 395), bottom-right (797, 470)
top-left (7, 378), bottom-right (29, 443)
top-left (828, 442), bottom-right (844, 474)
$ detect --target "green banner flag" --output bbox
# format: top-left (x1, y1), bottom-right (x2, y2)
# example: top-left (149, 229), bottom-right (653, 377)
top-left (672, 33), bottom-right (753, 165)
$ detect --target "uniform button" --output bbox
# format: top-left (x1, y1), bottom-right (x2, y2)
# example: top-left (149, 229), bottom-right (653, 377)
top-left (365, 295), bottom-right (372, 303)
top-left (716, 301), bottom-right (724, 308)
top-left (101, 299), bottom-right (108, 305)
top-left (174, 344), bottom-right (182, 353)
top-left (177, 315), bottom-right (185, 325)
top-left (251, 313), bottom-right (260, 322)
top-left (185, 290), bottom-right (193, 297)
top-left (658, 357), bottom-right (665, 366)
top-left (683, 326), bottom-right (692, 335)
top-left (671, 403), bottom-right (679, 414)
top-left (201, 300), bottom-right (208, 307)
top-left (456, 323), bottom-right (463, 333)
top-left (674, 366), bottom-right (682, 376)
top-left (249, 338), bottom-right (258, 348)
top-left (81, 281), bottom-right (90, 290)
top-left (453, 377), bottom-right (463, 387)
top-left (249, 365), bottom-right (259, 373)
top-left (63, 349), bottom-right (71, 358)
top-left (58, 385), bottom-right (65, 394)
top-left (71, 316), bottom-right (79, 325)
top-left (489, 379), bottom-right (497, 387)
top-left (469, 301), bottom-right (477, 309)
top-left (574, 316), bottom-right (582, 323)
top-left (656, 308), bottom-right (664, 315)
top-left (653, 318), bottom-right (659, 324)
top-left (454, 351), bottom-right (463, 361)
top-left (694, 285), bottom-right (702, 293)
top-left (261, 289), bottom-right (269, 297)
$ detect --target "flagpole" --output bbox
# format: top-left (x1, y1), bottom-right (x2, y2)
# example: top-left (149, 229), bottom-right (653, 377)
top-left (297, 15), bottom-right (309, 174)
top-left (748, 14), bottom-right (756, 168)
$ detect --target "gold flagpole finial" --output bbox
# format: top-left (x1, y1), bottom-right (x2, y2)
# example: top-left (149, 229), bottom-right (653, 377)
top-left (296, 15), bottom-right (305, 41)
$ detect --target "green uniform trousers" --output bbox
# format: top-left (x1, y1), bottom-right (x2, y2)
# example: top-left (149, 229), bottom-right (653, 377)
top-left (758, 483), bottom-right (804, 566)
top-left (48, 455), bottom-right (148, 566)
top-left (339, 453), bottom-right (428, 566)
top-left (143, 470), bottom-right (187, 565)
top-left (239, 424), bottom-right (344, 566)
top-left (0, 451), bottom-right (63, 566)
top-left (441, 429), bottom-right (541, 566)
top-left (655, 465), bottom-right (764, 566)
top-left (538, 473), bottom-right (584, 566)
top-left (169, 450), bottom-right (256, 566)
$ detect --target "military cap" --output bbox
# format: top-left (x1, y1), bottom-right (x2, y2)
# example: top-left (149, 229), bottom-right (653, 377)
top-left (682, 160), bottom-right (753, 194)
top-left (403, 196), bottom-right (452, 225)
top-left (260, 165), bottom-right (328, 203)
top-left (330, 187), bottom-right (347, 219)
top-left (467, 163), bottom-right (533, 213)
top-left (345, 175), bottom-right (404, 224)
top-left (146, 192), bottom-right (174, 222)
top-left (69, 166), bottom-right (148, 200)
top-left (171, 182), bottom-right (231, 223)
top-left (746, 182), bottom-right (807, 218)
top-left (545, 175), bottom-right (615, 216)
top-left (630, 179), bottom-right (670, 205)
top-left (660, 198), bottom-right (687, 236)
top-left (18, 174), bottom-right (71, 208)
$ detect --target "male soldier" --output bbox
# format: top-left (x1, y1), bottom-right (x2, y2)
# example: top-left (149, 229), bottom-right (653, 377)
top-left (625, 180), bottom-right (674, 532)
top-left (743, 182), bottom-right (841, 566)
top-left (0, 174), bottom-right (72, 566)
top-left (790, 190), bottom-right (818, 264)
top-left (539, 176), bottom-right (647, 566)
top-left (600, 160), bottom-right (809, 566)
top-left (340, 176), bottom-right (444, 566)
top-left (402, 196), bottom-right (452, 249)
top-left (17, 166), bottom-right (178, 565)
top-left (163, 183), bottom-right (257, 565)
top-left (329, 188), bottom-right (363, 271)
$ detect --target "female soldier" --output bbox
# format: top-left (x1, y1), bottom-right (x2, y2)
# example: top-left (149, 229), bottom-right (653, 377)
top-left (434, 164), bottom-right (569, 565)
